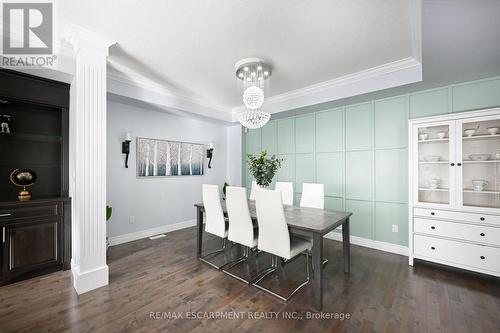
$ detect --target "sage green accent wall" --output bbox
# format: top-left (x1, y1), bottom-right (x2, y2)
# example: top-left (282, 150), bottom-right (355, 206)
top-left (243, 76), bottom-right (500, 247)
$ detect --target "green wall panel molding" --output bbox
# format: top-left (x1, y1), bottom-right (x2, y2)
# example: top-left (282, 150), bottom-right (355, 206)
top-left (346, 151), bottom-right (373, 201)
top-left (346, 200), bottom-right (373, 239)
top-left (316, 152), bottom-right (343, 197)
top-left (375, 202), bottom-right (408, 246)
top-left (409, 88), bottom-right (449, 118)
top-left (277, 154), bottom-right (295, 183)
top-left (346, 103), bottom-right (373, 150)
top-left (452, 77), bottom-right (500, 112)
top-left (295, 153), bottom-right (315, 193)
top-left (375, 96), bottom-right (408, 148)
top-left (243, 75), bottom-right (500, 248)
top-left (375, 149), bottom-right (408, 203)
top-left (277, 118), bottom-right (295, 154)
top-left (261, 121), bottom-right (277, 155)
top-left (295, 114), bottom-right (315, 153)
top-left (315, 108), bottom-right (344, 152)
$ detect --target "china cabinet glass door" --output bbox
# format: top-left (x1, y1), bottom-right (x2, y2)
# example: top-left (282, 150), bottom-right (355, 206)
top-left (457, 116), bottom-right (500, 209)
top-left (414, 121), bottom-right (455, 206)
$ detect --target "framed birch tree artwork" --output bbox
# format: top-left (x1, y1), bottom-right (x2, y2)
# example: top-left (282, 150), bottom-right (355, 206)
top-left (137, 137), bottom-right (204, 177)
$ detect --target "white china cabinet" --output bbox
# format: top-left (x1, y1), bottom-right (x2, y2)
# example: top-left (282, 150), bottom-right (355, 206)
top-left (409, 107), bottom-right (500, 277)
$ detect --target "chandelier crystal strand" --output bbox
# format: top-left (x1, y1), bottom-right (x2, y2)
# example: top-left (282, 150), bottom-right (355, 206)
top-left (235, 58), bottom-right (272, 129)
top-left (237, 109), bottom-right (270, 129)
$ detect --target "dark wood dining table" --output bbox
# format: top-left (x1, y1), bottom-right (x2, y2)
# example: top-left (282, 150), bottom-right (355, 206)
top-left (194, 200), bottom-right (352, 311)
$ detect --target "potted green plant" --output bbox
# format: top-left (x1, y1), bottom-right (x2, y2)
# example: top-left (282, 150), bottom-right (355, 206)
top-left (246, 150), bottom-right (284, 188)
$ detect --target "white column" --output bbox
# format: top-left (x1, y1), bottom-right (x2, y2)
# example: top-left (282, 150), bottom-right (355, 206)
top-left (68, 26), bottom-right (115, 294)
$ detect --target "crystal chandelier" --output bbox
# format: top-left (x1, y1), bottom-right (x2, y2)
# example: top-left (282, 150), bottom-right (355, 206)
top-left (235, 58), bottom-right (272, 129)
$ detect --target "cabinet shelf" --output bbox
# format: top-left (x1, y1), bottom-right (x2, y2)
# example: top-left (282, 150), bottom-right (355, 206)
top-left (463, 189), bottom-right (500, 194)
top-left (419, 161), bottom-right (449, 164)
top-left (462, 160), bottom-right (500, 164)
top-left (418, 138), bottom-right (448, 143)
top-left (419, 188), bottom-right (449, 192)
top-left (463, 134), bottom-right (500, 140)
top-left (0, 132), bottom-right (62, 142)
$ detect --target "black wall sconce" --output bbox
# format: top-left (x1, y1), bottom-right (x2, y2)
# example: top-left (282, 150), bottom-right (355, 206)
top-left (122, 132), bottom-right (132, 168)
top-left (206, 143), bottom-right (214, 168)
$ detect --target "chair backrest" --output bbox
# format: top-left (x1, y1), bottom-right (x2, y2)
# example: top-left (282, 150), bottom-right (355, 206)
top-left (275, 181), bottom-right (294, 206)
top-left (255, 189), bottom-right (290, 258)
top-left (226, 186), bottom-right (254, 247)
top-left (249, 180), bottom-right (263, 201)
top-left (300, 183), bottom-right (324, 209)
top-left (202, 184), bottom-right (226, 238)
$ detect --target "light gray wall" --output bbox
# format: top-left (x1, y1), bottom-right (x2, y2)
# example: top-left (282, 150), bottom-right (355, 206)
top-left (106, 100), bottom-right (230, 238)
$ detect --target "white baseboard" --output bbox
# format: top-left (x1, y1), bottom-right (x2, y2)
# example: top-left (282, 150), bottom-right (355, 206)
top-left (324, 232), bottom-right (409, 256)
top-left (108, 219), bottom-right (196, 246)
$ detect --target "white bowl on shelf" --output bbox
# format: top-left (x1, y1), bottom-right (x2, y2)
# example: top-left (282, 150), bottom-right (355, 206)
top-left (429, 179), bottom-right (441, 189)
top-left (487, 127), bottom-right (499, 135)
top-left (419, 134), bottom-right (428, 140)
top-left (424, 156), bottom-right (441, 162)
top-left (464, 129), bottom-right (476, 137)
top-left (469, 154), bottom-right (491, 161)
top-left (437, 132), bottom-right (447, 139)
top-left (472, 179), bottom-right (488, 191)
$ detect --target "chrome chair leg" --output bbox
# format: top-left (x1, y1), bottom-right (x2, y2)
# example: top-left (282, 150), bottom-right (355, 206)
top-left (252, 251), bottom-right (310, 302)
top-left (199, 238), bottom-right (231, 269)
top-left (222, 247), bottom-right (266, 284)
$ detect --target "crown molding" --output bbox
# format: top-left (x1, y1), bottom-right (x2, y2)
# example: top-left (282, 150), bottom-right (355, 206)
top-left (231, 57), bottom-right (422, 121)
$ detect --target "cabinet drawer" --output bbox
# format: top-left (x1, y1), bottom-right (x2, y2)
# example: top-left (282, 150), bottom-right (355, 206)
top-left (414, 234), bottom-right (500, 274)
top-left (414, 218), bottom-right (500, 246)
top-left (0, 203), bottom-right (60, 222)
top-left (413, 208), bottom-right (500, 226)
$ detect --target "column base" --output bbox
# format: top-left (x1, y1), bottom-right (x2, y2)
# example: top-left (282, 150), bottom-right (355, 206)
top-left (72, 264), bottom-right (109, 294)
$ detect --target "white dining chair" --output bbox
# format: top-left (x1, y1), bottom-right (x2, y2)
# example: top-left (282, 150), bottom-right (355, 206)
top-left (200, 184), bottom-right (229, 269)
top-left (222, 186), bottom-right (259, 283)
top-left (275, 181), bottom-right (294, 206)
top-left (300, 183), bottom-right (324, 209)
top-left (249, 180), bottom-right (263, 201)
top-left (253, 189), bottom-right (312, 302)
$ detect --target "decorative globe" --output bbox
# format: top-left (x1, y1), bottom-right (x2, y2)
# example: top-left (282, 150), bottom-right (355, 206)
top-left (11, 169), bottom-right (37, 186)
top-left (243, 86), bottom-right (264, 109)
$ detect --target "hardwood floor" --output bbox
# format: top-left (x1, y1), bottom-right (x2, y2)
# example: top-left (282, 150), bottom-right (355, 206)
top-left (1, 227), bottom-right (500, 333)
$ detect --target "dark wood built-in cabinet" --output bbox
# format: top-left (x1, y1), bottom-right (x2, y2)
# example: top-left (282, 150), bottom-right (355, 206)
top-left (0, 69), bottom-right (71, 286)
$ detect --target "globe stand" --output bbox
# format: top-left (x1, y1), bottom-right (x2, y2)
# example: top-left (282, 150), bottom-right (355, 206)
top-left (18, 186), bottom-right (32, 201)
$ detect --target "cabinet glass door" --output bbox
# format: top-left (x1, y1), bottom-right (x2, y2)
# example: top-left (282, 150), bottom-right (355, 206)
top-left (414, 122), bottom-right (454, 206)
top-left (458, 116), bottom-right (500, 209)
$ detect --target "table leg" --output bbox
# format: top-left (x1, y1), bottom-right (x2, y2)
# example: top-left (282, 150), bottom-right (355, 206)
top-left (312, 232), bottom-right (323, 311)
top-left (342, 218), bottom-right (350, 273)
top-left (196, 207), bottom-right (203, 258)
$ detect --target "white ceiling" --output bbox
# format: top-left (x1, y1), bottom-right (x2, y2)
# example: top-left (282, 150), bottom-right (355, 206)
top-left (57, 0), bottom-right (414, 110)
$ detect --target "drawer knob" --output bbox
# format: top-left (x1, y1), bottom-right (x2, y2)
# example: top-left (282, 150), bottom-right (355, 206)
top-left (480, 233), bottom-right (485, 237)
top-left (430, 212), bottom-right (435, 216)
top-left (431, 246), bottom-right (435, 250)
top-left (450, 163), bottom-right (455, 166)
top-left (457, 163), bottom-right (462, 166)
top-left (480, 217), bottom-right (485, 221)
top-left (431, 226), bottom-right (435, 230)
top-left (480, 256), bottom-right (485, 260)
